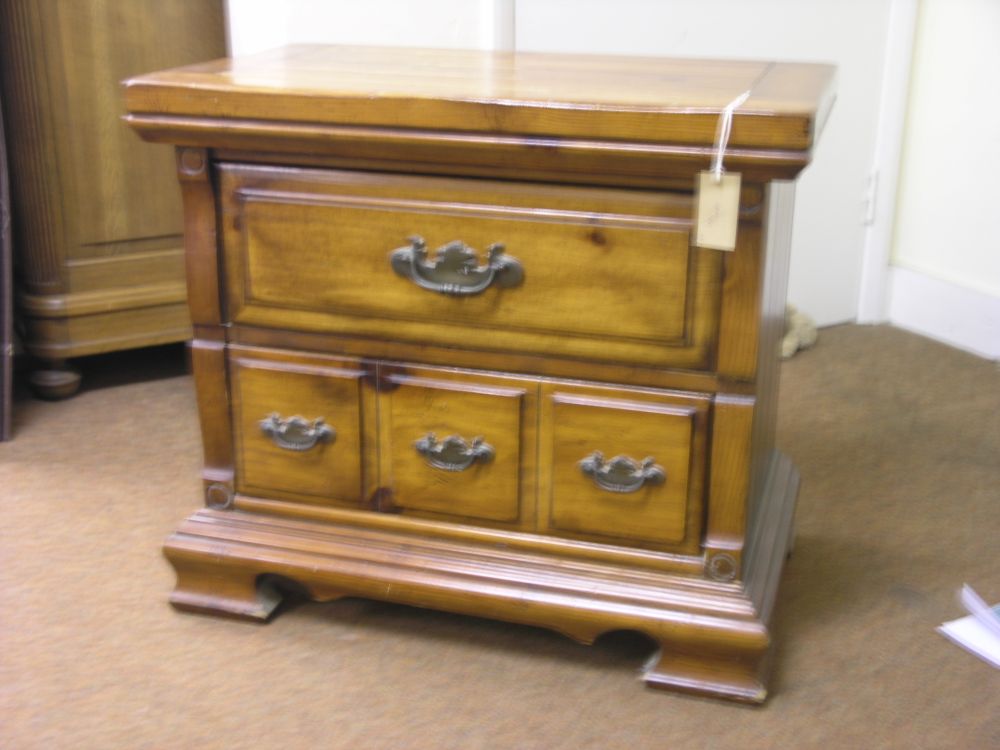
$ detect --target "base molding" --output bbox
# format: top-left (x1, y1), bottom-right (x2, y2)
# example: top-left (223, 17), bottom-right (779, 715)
top-left (163, 452), bottom-right (799, 703)
top-left (888, 266), bottom-right (1000, 360)
top-left (643, 647), bottom-right (769, 703)
top-left (18, 280), bottom-right (187, 318)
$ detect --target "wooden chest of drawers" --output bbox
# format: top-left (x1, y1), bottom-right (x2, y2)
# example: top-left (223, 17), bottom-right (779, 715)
top-left (125, 45), bottom-right (834, 702)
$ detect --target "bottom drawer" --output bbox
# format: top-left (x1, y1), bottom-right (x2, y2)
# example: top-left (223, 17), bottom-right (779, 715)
top-left (378, 365), bottom-right (537, 530)
top-left (538, 382), bottom-right (709, 554)
top-left (226, 344), bottom-right (707, 558)
top-left (229, 349), bottom-right (376, 506)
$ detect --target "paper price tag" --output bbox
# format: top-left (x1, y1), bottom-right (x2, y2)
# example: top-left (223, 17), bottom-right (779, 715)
top-left (695, 171), bottom-right (741, 251)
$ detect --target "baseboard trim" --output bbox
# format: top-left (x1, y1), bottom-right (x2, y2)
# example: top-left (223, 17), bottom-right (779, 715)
top-left (887, 266), bottom-right (1000, 360)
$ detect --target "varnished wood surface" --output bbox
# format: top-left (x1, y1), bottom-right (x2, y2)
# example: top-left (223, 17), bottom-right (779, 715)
top-left (66, 246), bottom-right (186, 293)
top-left (0, 0), bottom-right (224, 395)
top-left (231, 350), bottom-right (373, 507)
top-left (124, 45), bottom-right (835, 152)
top-left (227, 342), bottom-right (713, 553)
top-left (538, 382), bottom-right (709, 555)
top-left (164, 506), bottom-right (775, 702)
top-left (703, 395), bottom-right (755, 579)
top-left (716, 224), bottom-right (765, 380)
top-left (0, 0), bottom-right (68, 295)
top-left (219, 164), bottom-right (721, 371)
top-left (124, 44), bottom-right (829, 702)
top-left (176, 148), bottom-right (223, 327)
top-left (747, 183), bottom-right (797, 534)
top-left (0, 0), bottom-right (224, 281)
top-left (190, 338), bottom-right (233, 494)
top-left (380, 367), bottom-right (536, 528)
top-left (127, 116), bottom-right (817, 186)
top-left (17, 281), bottom-right (187, 317)
top-left (229, 324), bottom-right (751, 396)
top-left (233, 495), bottom-right (705, 576)
top-left (19, 302), bottom-right (191, 359)
top-left (743, 453), bottom-right (800, 627)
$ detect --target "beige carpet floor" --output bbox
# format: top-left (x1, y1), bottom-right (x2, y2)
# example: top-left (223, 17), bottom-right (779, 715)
top-left (1, 324), bottom-right (998, 749)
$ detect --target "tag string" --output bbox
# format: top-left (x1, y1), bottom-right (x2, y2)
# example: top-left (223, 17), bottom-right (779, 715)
top-left (711, 89), bottom-right (751, 183)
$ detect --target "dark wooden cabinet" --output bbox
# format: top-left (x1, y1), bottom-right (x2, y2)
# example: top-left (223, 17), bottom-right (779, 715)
top-left (0, 0), bottom-right (225, 397)
top-left (125, 45), bottom-right (834, 702)
top-left (0, 92), bottom-right (11, 438)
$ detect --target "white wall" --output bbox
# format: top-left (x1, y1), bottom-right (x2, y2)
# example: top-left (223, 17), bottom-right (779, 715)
top-left (227, 0), bottom-right (511, 55)
top-left (892, 0), bottom-right (1000, 296)
top-left (514, 0), bottom-right (893, 327)
top-left (225, 0), bottom-right (898, 328)
top-left (886, 0), bottom-right (1000, 359)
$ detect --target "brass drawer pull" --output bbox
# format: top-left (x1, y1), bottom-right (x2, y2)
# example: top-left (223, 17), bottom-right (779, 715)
top-left (259, 413), bottom-right (335, 452)
top-left (579, 451), bottom-right (666, 493)
top-left (414, 433), bottom-right (494, 471)
top-left (389, 235), bottom-right (524, 296)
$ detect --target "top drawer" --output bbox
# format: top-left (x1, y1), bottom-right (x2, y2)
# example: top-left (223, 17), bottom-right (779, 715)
top-left (219, 165), bottom-right (723, 371)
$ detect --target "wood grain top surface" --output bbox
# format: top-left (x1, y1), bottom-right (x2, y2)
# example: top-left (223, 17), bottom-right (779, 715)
top-left (124, 45), bottom-right (835, 151)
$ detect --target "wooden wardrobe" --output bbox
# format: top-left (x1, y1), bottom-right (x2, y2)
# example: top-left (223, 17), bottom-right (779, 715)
top-left (0, 0), bottom-right (225, 397)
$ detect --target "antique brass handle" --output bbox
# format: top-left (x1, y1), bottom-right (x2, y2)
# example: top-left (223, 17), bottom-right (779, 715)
top-left (414, 433), bottom-right (495, 471)
top-left (259, 413), bottom-right (335, 452)
top-left (579, 451), bottom-right (666, 493)
top-left (389, 235), bottom-right (524, 296)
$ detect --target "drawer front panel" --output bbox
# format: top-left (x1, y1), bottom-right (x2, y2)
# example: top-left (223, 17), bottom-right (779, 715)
top-left (230, 349), bottom-right (375, 506)
top-left (539, 383), bottom-right (709, 553)
top-left (220, 166), bottom-right (721, 370)
top-left (379, 366), bottom-right (537, 529)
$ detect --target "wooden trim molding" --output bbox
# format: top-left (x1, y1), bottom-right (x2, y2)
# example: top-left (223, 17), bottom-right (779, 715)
top-left (18, 281), bottom-right (188, 317)
top-left (166, 507), bottom-right (772, 702)
top-left (128, 115), bottom-right (813, 186)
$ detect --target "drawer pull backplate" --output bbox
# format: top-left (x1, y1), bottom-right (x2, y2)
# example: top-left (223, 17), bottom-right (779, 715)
top-left (414, 433), bottom-right (495, 471)
top-left (259, 413), bottom-right (336, 452)
top-left (389, 235), bottom-right (523, 296)
top-left (579, 451), bottom-right (666, 494)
